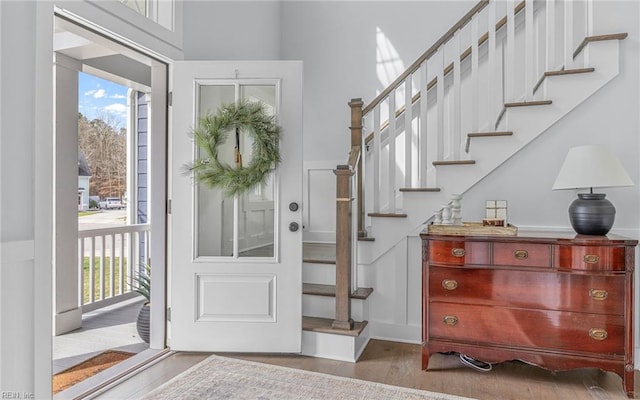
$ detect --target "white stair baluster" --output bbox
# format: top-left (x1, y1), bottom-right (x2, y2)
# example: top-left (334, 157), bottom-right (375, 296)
top-left (585, 0), bottom-right (593, 66)
top-left (564, 0), bottom-right (574, 69)
top-left (525, 0), bottom-right (535, 100)
top-left (419, 62), bottom-right (429, 187)
top-left (373, 105), bottom-right (381, 213)
top-left (487, 0), bottom-right (497, 123)
top-left (436, 46), bottom-right (445, 162)
top-left (506, 0), bottom-right (516, 103)
top-left (471, 14), bottom-right (479, 133)
top-left (404, 75), bottom-right (413, 188)
top-left (546, 0), bottom-right (556, 72)
top-left (388, 91), bottom-right (397, 212)
top-left (453, 31), bottom-right (461, 159)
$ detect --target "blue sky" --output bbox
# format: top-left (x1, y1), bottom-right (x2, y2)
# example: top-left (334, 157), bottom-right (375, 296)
top-left (78, 72), bottom-right (129, 128)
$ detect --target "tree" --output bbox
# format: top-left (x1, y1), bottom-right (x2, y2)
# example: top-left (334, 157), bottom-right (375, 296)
top-left (78, 113), bottom-right (127, 199)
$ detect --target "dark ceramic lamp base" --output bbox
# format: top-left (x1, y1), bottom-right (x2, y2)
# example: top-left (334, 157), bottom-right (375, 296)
top-left (568, 193), bottom-right (615, 236)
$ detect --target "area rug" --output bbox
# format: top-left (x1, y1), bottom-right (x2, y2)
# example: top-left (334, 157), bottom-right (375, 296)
top-left (142, 355), bottom-right (474, 400)
top-left (53, 350), bottom-right (134, 394)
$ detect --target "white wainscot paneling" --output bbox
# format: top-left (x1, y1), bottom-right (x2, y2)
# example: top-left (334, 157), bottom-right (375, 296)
top-left (196, 274), bottom-right (275, 322)
top-left (304, 161), bottom-right (340, 243)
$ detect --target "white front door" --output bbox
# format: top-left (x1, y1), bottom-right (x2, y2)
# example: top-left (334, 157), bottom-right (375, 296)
top-left (169, 61), bottom-right (303, 352)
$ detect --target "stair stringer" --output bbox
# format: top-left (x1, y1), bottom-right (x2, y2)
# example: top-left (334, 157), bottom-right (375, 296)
top-left (358, 38), bottom-right (621, 266)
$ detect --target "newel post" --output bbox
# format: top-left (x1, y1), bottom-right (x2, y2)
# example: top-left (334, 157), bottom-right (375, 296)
top-left (348, 98), bottom-right (365, 238)
top-left (333, 165), bottom-right (355, 330)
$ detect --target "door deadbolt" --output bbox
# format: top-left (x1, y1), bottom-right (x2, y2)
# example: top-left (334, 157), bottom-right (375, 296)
top-left (289, 222), bottom-right (299, 232)
top-left (289, 202), bottom-right (299, 212)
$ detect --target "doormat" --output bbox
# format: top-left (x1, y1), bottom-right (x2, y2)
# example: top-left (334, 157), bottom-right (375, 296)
top-left (53, 350), bottom-right (134, 394)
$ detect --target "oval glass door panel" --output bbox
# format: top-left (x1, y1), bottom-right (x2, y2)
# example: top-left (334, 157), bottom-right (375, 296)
top-left (195, 83), bottom-right (278, 259)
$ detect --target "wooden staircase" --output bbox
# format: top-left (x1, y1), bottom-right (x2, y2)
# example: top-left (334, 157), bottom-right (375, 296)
top-left (302, 0), bottom-right (628, 362)
top-left (301, 242), bottom-right (372, 361)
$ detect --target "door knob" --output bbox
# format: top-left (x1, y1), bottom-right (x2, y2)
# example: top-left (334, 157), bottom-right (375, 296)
top-left (289, 202), bottom-right (299, 212)
top-left (289, 222), bottom-right (299, 232)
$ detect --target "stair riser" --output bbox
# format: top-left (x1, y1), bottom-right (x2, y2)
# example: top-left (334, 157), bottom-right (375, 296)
top-left (303, 263), bottom-right (371, 287)
top-left (302, 295), bottom-right (368, 321)
top-left (302, 262), bottom-right (335, 285)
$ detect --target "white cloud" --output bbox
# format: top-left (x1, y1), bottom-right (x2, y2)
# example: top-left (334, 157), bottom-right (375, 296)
top-left (104, 103), bottom-right (127, 115)
top-left (111, 94), bottom-right (126, 99)
top-left (84, 88), bottom-right (107, 98)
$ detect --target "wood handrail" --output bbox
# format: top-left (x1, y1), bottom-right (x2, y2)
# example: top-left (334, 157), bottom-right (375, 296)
top-left (363, 0), bottom-right (490, 115)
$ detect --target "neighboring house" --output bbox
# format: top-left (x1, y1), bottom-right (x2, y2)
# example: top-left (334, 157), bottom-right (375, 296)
top-left (0, 0), bottom-right (638, 396)
top-left (78, 152), bottom-right (91, 211)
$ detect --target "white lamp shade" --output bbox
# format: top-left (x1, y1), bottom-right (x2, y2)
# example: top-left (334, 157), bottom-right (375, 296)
top-left (552, 145), bottom-right (634, 190)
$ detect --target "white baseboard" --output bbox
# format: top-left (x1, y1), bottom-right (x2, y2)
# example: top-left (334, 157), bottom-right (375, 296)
top-left (369, 321), bottom-right (421, 344)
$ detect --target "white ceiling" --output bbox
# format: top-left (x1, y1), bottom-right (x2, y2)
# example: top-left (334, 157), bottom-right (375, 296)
top-left (54, 16), bottom-right (153, 90)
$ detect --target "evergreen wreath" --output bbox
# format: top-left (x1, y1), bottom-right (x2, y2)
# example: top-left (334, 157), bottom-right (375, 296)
top-left (185, 101), bottom-right (281, 196)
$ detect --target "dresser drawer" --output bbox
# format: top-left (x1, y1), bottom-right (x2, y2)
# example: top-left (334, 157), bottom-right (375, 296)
top-left (554, 245), bottom-right (626, 271)
top-left (428, 267), bottom-right (625, 315)
top-left (429, 302), bottom-right (624, 355)
top-left (428, 240), bottom-right (490, 266)
top-left (493, 242), bottom-right (551, 268)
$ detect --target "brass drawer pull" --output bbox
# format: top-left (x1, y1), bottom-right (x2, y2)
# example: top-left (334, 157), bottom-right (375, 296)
top-left (584, 254), bottom-right (600, 264)
top-left (451, 248), bottom-right (465, 258)
top-left (589, 328), bottom-right (608, 341)
top-left (442, 315), bottom-right (458, 326)
top-left (513, 250), bottom-right (529, 260)
top-left (442, 279), bottom-right (458, 290)
top-left (589, 289), bottom-right (608, 301)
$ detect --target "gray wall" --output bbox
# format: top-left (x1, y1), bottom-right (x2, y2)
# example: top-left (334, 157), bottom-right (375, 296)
top-left (182, 1), bottom-right (281, 60)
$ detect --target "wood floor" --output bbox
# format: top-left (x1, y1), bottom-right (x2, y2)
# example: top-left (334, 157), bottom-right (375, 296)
top-left (97, 339), bottom-right (635, 399)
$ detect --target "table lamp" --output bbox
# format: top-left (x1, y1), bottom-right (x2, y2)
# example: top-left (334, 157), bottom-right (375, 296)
top-left (552, 144), bottom-right (634, 235)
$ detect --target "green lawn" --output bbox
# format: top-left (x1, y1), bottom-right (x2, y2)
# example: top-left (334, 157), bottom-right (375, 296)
top-left (82, 256), bottom-right (130, 304)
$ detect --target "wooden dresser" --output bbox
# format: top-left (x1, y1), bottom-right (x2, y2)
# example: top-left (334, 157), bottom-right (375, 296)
top-left (421, 231), bottom-right (638, 397)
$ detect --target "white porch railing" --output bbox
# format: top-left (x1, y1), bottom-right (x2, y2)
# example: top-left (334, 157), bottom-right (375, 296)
top-left (78, 223), bottom-right (150, 312)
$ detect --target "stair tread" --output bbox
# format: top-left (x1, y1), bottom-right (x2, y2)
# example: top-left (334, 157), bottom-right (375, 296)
top-left (574, 33), bottom-right (628, 60)
top-left (302, 316), bottom-right (368, 337)
top-left (303, 242), bottom-right (336, 264)
top-left (432, 160), bottom-right (476, 166)
top-left (368, 212), bottom-right (407, 218)
top-left (303, 283), bottom-right (374, 299)
top-left (544, 67), bottom-right (595, 77)
top-left (467, 131), bottom-right (513, 138)
top-left (399, 187), bottom-right (441, 192)
top-left (504, 100), bottom-right (552, 108)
